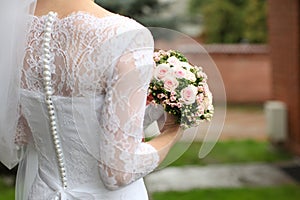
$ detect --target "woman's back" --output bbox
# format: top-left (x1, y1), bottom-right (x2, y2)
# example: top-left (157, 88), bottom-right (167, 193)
top-left (18, 7), bottom-right (159, 199)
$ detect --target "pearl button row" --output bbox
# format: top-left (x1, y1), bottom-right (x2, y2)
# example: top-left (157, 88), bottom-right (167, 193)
top-left (42, 12), bottom-right (68, 190)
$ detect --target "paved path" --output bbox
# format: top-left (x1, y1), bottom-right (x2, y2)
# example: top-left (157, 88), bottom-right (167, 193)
top-left (145, 163), bottom-right (296, 192)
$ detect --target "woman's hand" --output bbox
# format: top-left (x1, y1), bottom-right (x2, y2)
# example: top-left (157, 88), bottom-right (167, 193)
top-left (160, 113), bottom-right (180, 133)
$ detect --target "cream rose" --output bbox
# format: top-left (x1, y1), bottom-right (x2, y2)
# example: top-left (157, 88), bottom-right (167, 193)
top-left (180, 85), bottom-right (198, 105)
top-left (154, 63), bottom-right (171, 79)
top-left (185, 70), bottom-right (196, 82)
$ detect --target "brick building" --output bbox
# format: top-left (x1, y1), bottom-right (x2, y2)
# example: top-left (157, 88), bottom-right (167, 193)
top-left (204, 44), bottom-right (271, 103)
top-left (268, 0), bottom-right (300, 155)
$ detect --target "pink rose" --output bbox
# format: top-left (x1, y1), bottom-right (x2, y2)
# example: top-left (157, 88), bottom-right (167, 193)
top-left (154, 63), bottom-right (170, 79)
top-left (163, 76), bottom-right (179, 91)
top-left (167, 56), bottom-right (181, 67)
top-left (180, 85), bottom-right (198, 105)
top-left (173, 67), bottom-right (186, 79)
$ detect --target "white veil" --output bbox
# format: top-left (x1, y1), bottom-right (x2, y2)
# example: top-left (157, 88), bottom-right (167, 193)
top-left (0, 0), bottom-right (37, 169)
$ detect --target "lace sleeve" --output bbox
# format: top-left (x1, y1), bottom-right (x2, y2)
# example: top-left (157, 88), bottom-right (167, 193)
top-left (98, 25), bottom-right (160, 190)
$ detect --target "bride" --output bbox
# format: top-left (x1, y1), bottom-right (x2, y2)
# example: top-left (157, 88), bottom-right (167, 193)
top-left (0, 0), bottom-right (183, 199)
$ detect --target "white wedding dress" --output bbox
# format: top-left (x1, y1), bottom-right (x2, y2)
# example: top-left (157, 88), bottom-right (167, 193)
top-left (14, 12), bottom-right (159, 200)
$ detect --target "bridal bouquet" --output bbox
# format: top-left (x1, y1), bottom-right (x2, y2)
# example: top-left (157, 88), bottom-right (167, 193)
top-left (148, 49), bottom-right (214, 129)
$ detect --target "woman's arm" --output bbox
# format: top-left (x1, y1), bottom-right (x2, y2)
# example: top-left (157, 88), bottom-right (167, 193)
top-left (98, 23), bottom-right (182, 190)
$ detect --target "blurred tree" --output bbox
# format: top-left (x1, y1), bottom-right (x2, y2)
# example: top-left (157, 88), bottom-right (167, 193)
top-left (201, 0), bottom-right (244, 43)
top-left (188, 0), bottom-right (267, 43)
top-left (95, 0), bottom-right (161, 17)
top-left (243, 0), bottom-right (267, 43)
top-left (95, 0), bottom-right (176, 28)
top-left (188, 0), bottom-right (212, 14)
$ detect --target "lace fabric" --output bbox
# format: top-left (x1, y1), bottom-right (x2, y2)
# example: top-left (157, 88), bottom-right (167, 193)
top-left (15, 12), bottom-right (159, 199)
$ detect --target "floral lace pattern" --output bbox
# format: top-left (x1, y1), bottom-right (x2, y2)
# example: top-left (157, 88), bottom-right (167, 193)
top-left (16, 12), bottom-right (159, 199)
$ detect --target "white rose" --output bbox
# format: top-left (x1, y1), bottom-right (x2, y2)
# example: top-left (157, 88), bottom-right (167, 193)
top-left (180, 85), bottom-right (198, 105)
top-left (167, 56), bottom-right (181, 67)
top-left (154, 63), bottom-right (171, 79)
top-left (163, 76), bottom-right (179, 91)
top-left (181, 62), bottom-right (192, 70)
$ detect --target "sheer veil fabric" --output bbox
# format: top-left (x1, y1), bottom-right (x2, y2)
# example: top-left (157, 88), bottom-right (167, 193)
top-left (0, 0), bottom-right (37, 170)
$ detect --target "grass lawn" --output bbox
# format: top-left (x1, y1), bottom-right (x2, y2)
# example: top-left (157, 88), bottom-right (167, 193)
top-left (151, 185), bottom-right (300, 200)
top-left (0, 178), bottom-right (14, 200)
top-left (168, 139), bottom-right (292, 167)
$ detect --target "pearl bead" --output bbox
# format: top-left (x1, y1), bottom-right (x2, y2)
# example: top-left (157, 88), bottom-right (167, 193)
top-left (58, 158), bottom-right (64, 164)
top-left (57, 149), bottom-right (62, 154)
top-left (61, 172), bottom-right (66, 178)
top-left (48, 108), bottom-right (54, 114)
top-left (50, 116), bottom-right (56, 122)
top-left (56, 146), bottom-right (61, 152)
top-left (45, 22), bottom-right (52, 28)
top-left (52, 130), bottom-right (58, 136)
top-left (53, 134), bottom-right (59, 140)
top-left (44, 53), bottom-right (51, 59)
top-left (54, 140), bottom-right (60, 147)
top-left (46, 98), bottom-right (52, 103)
top-left (57, 154), bottom-right (63, 160)
top-left (44, 82), bottom-right (51, 88)
top-left (59, 163), bottom-right (65, 169)
top-left (44, 32), bottom-right (51, 38)
top-left (45, 27), bottom-right (52, 32)
top-left (44, 76), bottom-right (51, 82)
top-left (43, 42), bottom-right (50, 48)
top-left (45, 86), bottom-right (52, 93)
top-left (44, 65), bottom-right (51, 71)
top-left (46, 90), bottom-right (53, 96)
top-left (51, 121), bottom-right (56, 127)
top-left (51, 125), bottom-right (57, 130)
top-left (43, 58), bottom-right (51, 65)
top-left (43, 47), bottom-right (50, 53)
